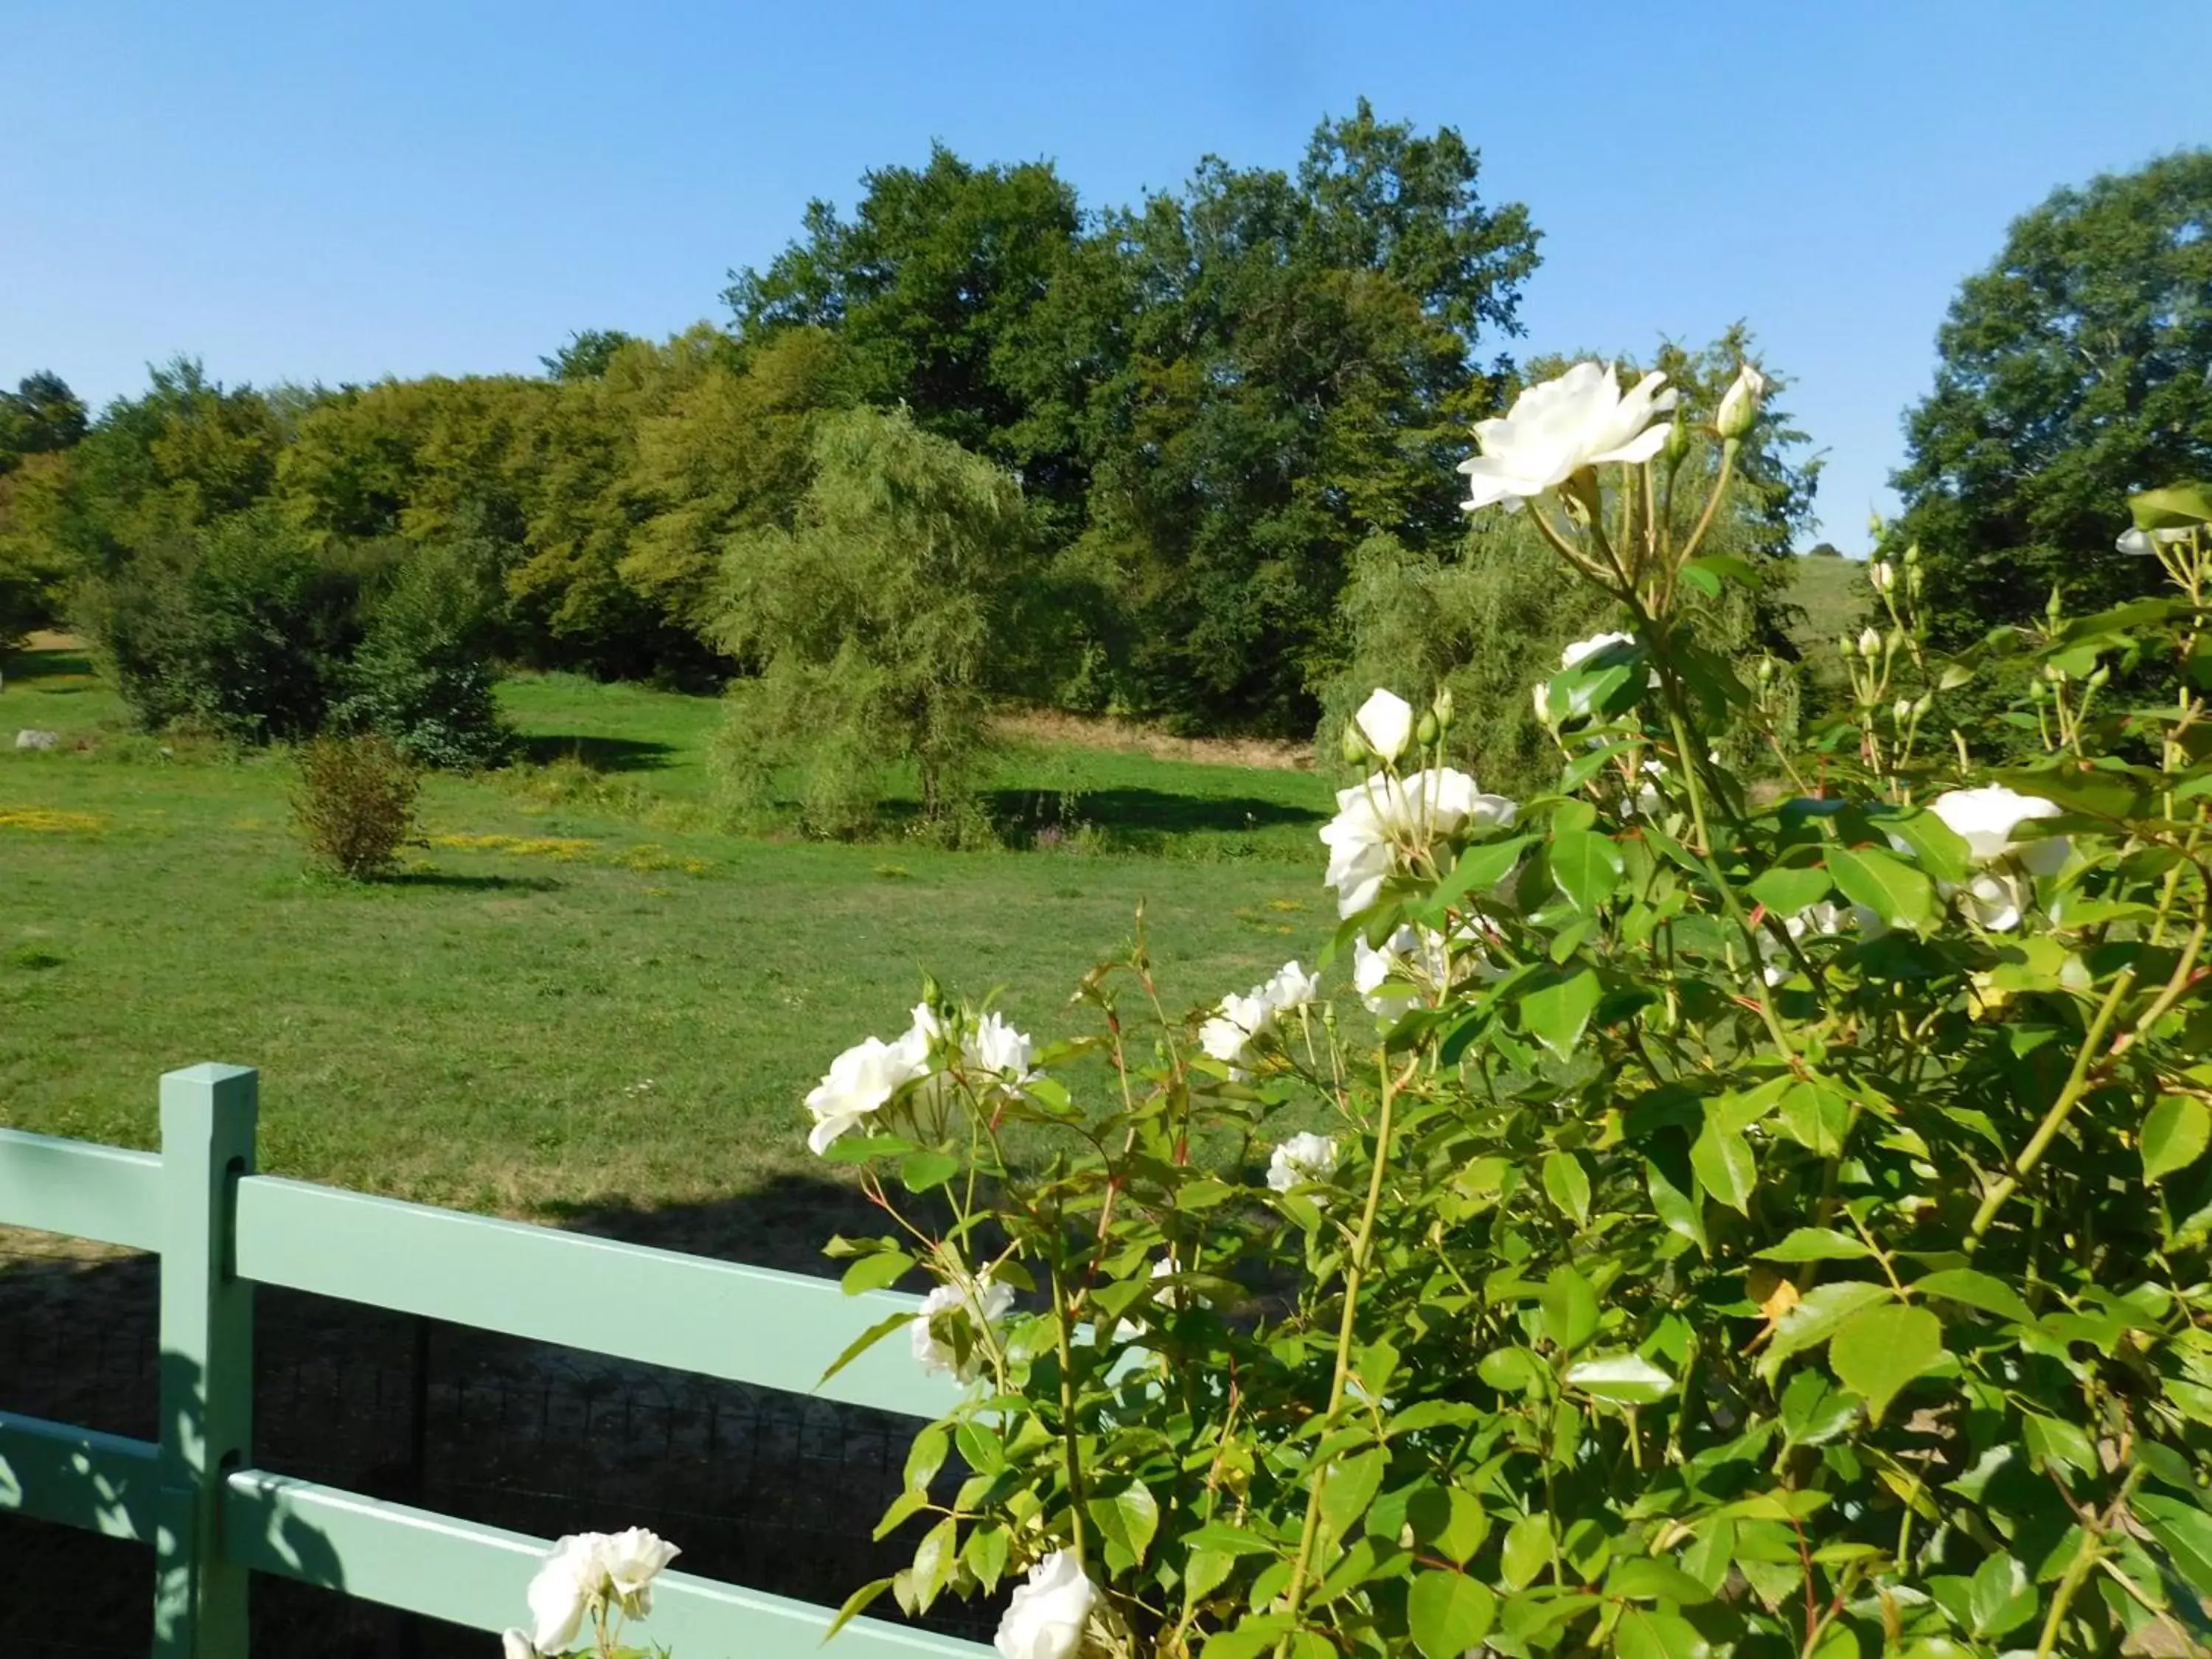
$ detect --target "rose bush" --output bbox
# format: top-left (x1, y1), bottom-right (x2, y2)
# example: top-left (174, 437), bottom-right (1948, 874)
top-left (807, 373), bottom-right (2212, 1658)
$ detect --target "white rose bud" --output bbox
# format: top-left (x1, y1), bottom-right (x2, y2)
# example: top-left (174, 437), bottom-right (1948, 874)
top-left (1716, 364), bottom-right (1765, 441)
top-left (1354, 688), bottom-right (1416, 765)
top-left (502, 1632), bottom-right (538, 1659)
top-left (1858, 627), bottom-right (1882, 660)
top-left (1893, 696), bottom-right (1914, 725)
top-left (993, 1550), bottom-right (1097, 1659)
top-left (1868, 560), bottom-right (1895, 594)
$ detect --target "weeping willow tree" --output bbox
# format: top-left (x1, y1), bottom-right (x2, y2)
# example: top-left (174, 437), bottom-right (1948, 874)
top-left (711, 406), bottom-right (1029, 841)
top-left (1318, 333), bottom-right (1819, 797)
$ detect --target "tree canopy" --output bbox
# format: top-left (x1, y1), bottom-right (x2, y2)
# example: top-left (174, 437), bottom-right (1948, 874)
top-left (1895, 149), bottom-right (2212, 639)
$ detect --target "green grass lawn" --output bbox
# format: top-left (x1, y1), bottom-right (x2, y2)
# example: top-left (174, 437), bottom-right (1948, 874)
top-left (0, 642), bottom-right (1337, 1257)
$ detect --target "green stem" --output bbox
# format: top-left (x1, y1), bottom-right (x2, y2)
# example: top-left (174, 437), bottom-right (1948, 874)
top-left (2034, 1531), bottom-right (2103, 1658)
top-left (1281, 1053), bottom-right (1405, 1627)
top-left (1966, 967), bottom-right (2137, 1250)
top-left (1048, 1253), bottom-right (1092, 1571)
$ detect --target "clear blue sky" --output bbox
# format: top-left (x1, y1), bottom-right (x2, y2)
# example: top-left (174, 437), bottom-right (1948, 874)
top-left (5, 0), bottom-right (2208, 550)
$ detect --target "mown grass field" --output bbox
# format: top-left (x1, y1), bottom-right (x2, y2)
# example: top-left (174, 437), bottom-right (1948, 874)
top-left (0, 640), bottom-right (1337, 1257)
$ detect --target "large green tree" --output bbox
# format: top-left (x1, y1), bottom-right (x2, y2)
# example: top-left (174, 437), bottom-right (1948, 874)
top-left (1894, 150), bottom-right (2212, 640)
top-left (726, 145), bottom-right (1088, 529)
top-left (1077, 100), bottom-right (1540, 732)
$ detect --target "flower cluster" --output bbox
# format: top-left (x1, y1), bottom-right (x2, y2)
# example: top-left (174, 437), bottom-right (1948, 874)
top-left (1197, 959), bottom-right (1319, 1077)
top-left (805, 1001), bottom-right (1038, 1154)
top-left (509, 1526), bottom-right (679, 1657)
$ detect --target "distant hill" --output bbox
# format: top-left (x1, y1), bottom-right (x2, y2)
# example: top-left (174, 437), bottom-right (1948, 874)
top-left (1785, 552), bottom-right (1871, 658)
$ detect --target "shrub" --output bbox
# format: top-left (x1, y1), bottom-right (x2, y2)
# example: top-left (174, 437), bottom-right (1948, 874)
top-left (291, 731), bottom-right (420, 879)
top-left (804, 366), bottom-right (2212, 1658)
top-left (79, 507), bottom-right (372, 740)
top-left (333, 538), bottom-right (513, 768)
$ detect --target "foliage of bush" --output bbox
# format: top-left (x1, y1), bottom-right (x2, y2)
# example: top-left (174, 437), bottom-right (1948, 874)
top-left (804, 361), bottom-right (2212, 1658)
top-left (77, 506), bottom-right (371, 741)
top-left (291, 731), bottom-right (420, 880)
top-left (76, 507), bottom-right (510, 763)
top-left (332, 538), bottom-right (514, 769)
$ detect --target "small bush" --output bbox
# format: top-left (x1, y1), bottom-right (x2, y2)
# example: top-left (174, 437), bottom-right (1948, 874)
top-left (291, 732), bottom-right (420, 879)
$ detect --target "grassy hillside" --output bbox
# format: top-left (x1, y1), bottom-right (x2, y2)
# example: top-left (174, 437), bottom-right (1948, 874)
top-left (1785, 552), bottom-right (1872, 656)
top-left (0, 641), bottom-right (1338, 1256)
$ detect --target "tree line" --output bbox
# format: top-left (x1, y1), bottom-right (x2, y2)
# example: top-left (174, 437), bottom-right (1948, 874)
top-left (24, 121), bottom-right (2194, 813)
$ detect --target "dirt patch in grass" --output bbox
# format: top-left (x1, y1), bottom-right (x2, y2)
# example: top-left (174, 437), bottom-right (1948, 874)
top-left (995, 708), bottom-right (1313, 771)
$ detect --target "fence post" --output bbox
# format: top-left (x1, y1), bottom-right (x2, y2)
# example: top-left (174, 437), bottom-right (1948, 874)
top-left (154, 1064), bottom-right (258, 1659)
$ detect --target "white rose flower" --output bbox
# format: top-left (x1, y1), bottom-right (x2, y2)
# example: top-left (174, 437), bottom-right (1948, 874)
top-left (1354, 687), bottom-right (1416, 764)
top-left (1320, 768), bottom-right (1517, 919)
top-left (1458, 362), bottom-right (1679, 512)
top-left (1716, 362), bottom-right (1766, 440)
top-left (597, 1527), bottom-right (680, 1611)
top-left (911, 1270), bottom-right (1015, 1382)
top-left (1262, 959), bottom-right (1321, 1015)
top-left (993, 1549), bottom-right (1097, 1659)
top-left (1198, 989), bottom-right (1273, 1079)
top-left (804, 1033), bottom-right (930, 1155)
top-left (1353, 928), bottom-right (1424, 1017)
top-left (1962, 869), bottom-right (2028, 932)
top-left (1267, 1131), bottom-right (1340, 1194)
top-left (502, 1630), bottom-right (537, 1659)
top-left (968, 1012), bottom-right (1040, 1083)
top-left (1758, 902), bottom-right (1846, 986)
top-left (2118, 526), bottom-right (2191, 556)
top-left (526, 1533), bottom-right (608, 1655)
top-left (1928, 785), bottom-right (2069, 876)
top-left (1561, 630), bottom-right (1637, 671)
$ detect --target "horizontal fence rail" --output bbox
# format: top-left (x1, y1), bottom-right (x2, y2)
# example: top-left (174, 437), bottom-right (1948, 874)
top-left (231, 1175), bottom-right (956, 1420)
top-left (0, 1127), bottom-right (164, 1252)
top-left (224, 1470), bottom-right (982, 1659)
top-left (0, 1062), bottom-right (992, 1659)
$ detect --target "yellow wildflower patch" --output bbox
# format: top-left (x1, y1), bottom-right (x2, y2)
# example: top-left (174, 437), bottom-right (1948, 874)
top-left (427, 832), bottom-right (594, 860)
top-left (0, 808), bottom-right (102, 834)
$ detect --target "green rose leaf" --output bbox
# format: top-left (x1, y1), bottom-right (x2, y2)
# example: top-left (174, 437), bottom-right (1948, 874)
top-left (1910, 1268), bottom-right (2034, 1324)
top-left (1564, 1354), bottom-right (1676, 1405)
top-left (1607, 1556), bottom-right (1714, 1604)
top-left (1766, 1281), bottom-right (1893, 1371)
top-left (1748, 865), bottom-right (1834, 917)
top-left (839, 1250), bottom-right (916, 1295)
top-left (1549, 827), bottom-right (1625, 914)
top-left (1614, 1607), bottom-right (1712, 1659)
top-left (1407, 1571), bottom-right (1497, 1659)
top-left (1689, 1119), bottom-right (1756, 1215)
top-left (1825, 844), bottom-right (1938, 933)
top-left (1540, 1265), bottom-right (1601, 1352)
top-left (1778, 1368), bottom-right (1861, 1447)
top-left (1318, 1447), bottom-right (1388, 1545)
top-left (1500, 1513), bottom-right (1553, 1590)
top-left (1407, 1484), bottom-right (1489, 1566)
top-left (1088, 1479), bottom-right (1159, 1568)
top-left (1646, 1156), bottom-right (1709, 1253)
top-left (2143, 1094), bottom-right (2211, 1183)
top-left (1757, 1228), bottom-right (1874, 1262)
top-left (1829, 1303), bottom-right (1944, 1424)
top-left (1520, 964), bottom-right (1601, 1060)
top-left (1966, 1550), bottom-right (2037, 1639)
top-left (1542, 1149), bottom-right (1593, 1226)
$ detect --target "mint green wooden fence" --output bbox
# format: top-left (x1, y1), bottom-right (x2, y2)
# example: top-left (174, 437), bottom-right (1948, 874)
top-left (0, 1063), bottom-right (990, 1659)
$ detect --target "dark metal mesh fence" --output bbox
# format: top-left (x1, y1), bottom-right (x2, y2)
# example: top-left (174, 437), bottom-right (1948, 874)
top-left (0, 1239), bottom-right (990, 1658)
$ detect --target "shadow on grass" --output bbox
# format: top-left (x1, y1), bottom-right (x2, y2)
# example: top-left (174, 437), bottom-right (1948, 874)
top-left (385, 870), bottom-right (564, 894)
top-left (981, 785), bottom-right (1324, 841)
top-left (518, 734), bottom-right (680, 774)
top-left (2, 645), bottom-right (96, 684)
